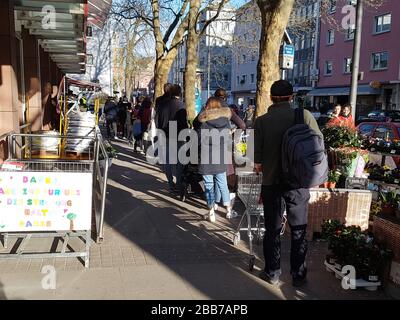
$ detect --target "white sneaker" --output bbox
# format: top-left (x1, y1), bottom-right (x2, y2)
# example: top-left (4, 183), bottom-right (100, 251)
top-left (226, 210), bottom-right (238, 219)
top-left (207, 208), bottom-right (216, 223)
top-left (213, 203), bottom-right (219, 211)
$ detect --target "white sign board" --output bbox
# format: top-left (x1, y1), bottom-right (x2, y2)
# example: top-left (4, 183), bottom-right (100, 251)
top-left (0, 172), bottom-right (92, 232)
top-left (281, 44), bottom-right (295, 70)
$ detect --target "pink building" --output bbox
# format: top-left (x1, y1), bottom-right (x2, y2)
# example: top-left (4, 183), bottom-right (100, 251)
top-left (310, 0), bottom-right (400, 117)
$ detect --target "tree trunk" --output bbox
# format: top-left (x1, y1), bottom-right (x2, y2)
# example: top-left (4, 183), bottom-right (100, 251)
top-left (184, 0), bottom-right (201, 121)
top-left (255, 0), bottom-right (295, 118)
top-left (153, 55), bottom-right (175, 102)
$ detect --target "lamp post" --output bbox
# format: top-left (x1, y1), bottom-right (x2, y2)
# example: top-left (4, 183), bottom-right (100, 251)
top-left (349, 0), bottom-right (364, 118)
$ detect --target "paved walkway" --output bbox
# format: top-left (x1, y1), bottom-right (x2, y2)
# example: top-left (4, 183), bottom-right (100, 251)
top-left (0, 140), bottom-right (389, 299)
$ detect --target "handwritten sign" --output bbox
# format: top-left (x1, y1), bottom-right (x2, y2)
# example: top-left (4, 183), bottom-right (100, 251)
top-left (0, 172), bottom-right (92, 232)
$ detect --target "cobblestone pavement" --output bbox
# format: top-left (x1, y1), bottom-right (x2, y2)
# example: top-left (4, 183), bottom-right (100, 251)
top-left (0, 140), bottom-right (390, 299)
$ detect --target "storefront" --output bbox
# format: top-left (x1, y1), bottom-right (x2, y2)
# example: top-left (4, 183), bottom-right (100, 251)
top-left (308, 84), bottom-right (383, 118)
top-left (0, 0), bottom-right (111, 162)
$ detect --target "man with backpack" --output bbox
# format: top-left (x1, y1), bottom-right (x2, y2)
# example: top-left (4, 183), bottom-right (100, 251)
top-left (254, 80), bottom-right (327, 287)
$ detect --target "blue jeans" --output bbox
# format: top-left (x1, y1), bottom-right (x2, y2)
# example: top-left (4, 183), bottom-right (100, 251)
top-left (203, 172), bottom-right (230, 209)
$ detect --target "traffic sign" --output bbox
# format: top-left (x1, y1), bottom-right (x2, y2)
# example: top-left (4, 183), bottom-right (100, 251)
top-left (281, 44), bottom-right (295, 70)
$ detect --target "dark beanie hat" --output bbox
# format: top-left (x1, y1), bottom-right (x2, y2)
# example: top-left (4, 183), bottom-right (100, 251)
top-left (271, 80), bottom-right (293, 97)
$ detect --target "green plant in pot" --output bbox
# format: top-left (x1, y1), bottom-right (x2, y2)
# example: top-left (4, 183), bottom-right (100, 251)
top-left (327, 170), bottom-right (341, 188)
top-left (379, 191), bottom-right (399, 215)
top-left (321, 219), bottom-right (345, 266)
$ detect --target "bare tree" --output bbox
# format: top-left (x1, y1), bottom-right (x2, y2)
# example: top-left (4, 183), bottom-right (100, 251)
top-left (113, 0), bottom-right (191, 101)
top-left (89, 22), bottom-right (113, 82)
top-left (184, 0), bottom-right (230, 119)
top-left (254, 0), bottom-right (296, 117)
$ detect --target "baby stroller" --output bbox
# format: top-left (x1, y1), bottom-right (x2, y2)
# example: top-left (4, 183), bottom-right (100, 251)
top-left (180, 163), bottom-right (204, 202)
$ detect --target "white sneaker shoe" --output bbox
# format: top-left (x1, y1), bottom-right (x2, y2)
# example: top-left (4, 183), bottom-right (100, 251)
top-left (226, 210), bottom-right (238, 219)
top-left (207, 208), bottom-right (216, 223)
top-left (213, 203), bottom-right (219, 211)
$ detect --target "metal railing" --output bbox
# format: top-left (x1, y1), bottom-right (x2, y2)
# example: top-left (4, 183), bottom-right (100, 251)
top-left (2, 128), bottom-right (110, 244)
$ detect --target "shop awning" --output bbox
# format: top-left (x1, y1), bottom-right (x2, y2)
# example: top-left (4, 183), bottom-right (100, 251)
top-left (88, 0), bottom-right (112, 29)
top-left (14, 0), bottom-right (112, 74)
top-left (308, 85), bottom-right (382, 97)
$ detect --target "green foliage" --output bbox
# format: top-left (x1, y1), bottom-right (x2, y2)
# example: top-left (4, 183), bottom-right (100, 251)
top-left (328, 170), bottom-right (341, 183)
top-left (379, 191), bottom-right (400, 208)
top-left (322, 125), bottom-right (362, 149)
top-left (321, 219), bottom-right (392, 279)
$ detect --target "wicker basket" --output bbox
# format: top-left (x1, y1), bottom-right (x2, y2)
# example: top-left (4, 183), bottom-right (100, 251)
top-left (373, 216), bottom-right (400, 263)
top-left (307, 189), bottom-right (372, 240)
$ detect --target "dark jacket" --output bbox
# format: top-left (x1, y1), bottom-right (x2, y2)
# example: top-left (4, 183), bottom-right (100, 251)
top-left (155, 96), bottom-right (176, 137)
top-left (197, 107), bottom-right (232, 175)
top-left (104, 101), bottom-right (118, 121)
top-left (174, 101), bottom-right (188, 134)
top-left (254, 101), bottom-right (322, 186)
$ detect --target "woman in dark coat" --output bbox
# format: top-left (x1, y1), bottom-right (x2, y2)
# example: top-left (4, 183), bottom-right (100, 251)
top-left (197, 97), bottom-right (236, 222)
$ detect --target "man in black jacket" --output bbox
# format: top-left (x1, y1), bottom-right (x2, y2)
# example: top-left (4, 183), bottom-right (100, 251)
top-left (254, 80), bottom-right (321, 288)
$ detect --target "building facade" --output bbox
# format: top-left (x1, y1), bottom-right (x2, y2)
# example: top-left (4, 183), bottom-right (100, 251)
top-left (231, 1), bottom-right (259, 107)
top-left (311, 0), bottom-right (400, 117)
top-left (168, 5), bottom-right (235, 106)
top-left (231, 0), bottom-right (320, 108)
top-left (286, 0), bottom-right (320, 108)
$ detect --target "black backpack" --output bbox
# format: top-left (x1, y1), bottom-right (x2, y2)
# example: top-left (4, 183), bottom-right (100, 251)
top-left (281, 108), bottom-right (329, 189)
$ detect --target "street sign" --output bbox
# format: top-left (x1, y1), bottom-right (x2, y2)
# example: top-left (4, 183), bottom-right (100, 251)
top-left (281, 44), bottom-right (295, 70)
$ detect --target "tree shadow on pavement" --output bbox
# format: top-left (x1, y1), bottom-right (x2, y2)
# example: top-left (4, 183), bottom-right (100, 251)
top-left (101, 142), bottom-right (284, 299)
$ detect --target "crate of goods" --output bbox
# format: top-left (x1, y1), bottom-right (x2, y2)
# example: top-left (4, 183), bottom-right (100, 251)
top-left (307, 189), bottom-right (371, 240)
top-left (373, 216), bottom-right (400, 263)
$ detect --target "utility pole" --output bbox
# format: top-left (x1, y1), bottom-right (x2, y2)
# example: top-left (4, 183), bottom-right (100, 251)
top-left (207, 33), bottom-right (211, 99)
top-left (349, 0), bottom-right (363, 118)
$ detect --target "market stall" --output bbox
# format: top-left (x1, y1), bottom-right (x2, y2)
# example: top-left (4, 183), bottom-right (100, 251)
top-left (317, 123), bottom-right (400, 295)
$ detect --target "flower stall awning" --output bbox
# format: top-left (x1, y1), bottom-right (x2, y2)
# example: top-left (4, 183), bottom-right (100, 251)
top-left (308, 85), bottom-right (383, 97)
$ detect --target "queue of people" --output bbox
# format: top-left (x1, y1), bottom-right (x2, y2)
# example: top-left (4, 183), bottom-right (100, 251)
top-left (107, 81), bottom-right (346, 289)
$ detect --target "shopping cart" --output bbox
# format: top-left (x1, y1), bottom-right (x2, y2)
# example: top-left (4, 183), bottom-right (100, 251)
top-left (233, 171), bottom-right (264, 271)
top-left (233, 171), bottom-right (287, 271)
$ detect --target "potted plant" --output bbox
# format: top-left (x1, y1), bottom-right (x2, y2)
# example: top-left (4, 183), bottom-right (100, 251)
top-left (379, 191), bottom-right (399, 215)
top-left (327, 170), bottom-right (341, 188)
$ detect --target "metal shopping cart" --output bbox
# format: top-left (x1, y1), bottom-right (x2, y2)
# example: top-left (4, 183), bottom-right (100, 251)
top-left (233, 171), bottom-right (287, 271)
top-left (233, 171), bottom-right (265, 271)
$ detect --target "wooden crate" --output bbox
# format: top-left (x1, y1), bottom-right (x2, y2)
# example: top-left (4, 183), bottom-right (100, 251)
top-left (373, 215), bottom-right (400, 263)
top-left (307, 188), bottom-right (372, 240)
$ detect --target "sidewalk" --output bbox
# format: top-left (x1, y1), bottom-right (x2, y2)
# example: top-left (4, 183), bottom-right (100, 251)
top-left (0, 140), bottom-right (388, 299)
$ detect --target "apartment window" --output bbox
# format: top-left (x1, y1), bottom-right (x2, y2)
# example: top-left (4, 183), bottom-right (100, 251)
top-left (345, 27), bottom-right (355, 40)
top-left (344, 57), bottom-right (352, 74)
top-left (372, 52), bottom-right (389, 70)
top-left (251, 73), bottom-right (255, 83)
top-left (241, 75), bottom-right (247, 84)
top-left (251, 54), bottom-right (256, 62)
top-left (237, 76), bottom-right (240, 85)
top-left (327, 29), bottom-right (335, 45)
top-left (374, 13), bottom-right (391, 34)
top-left (329, 0), bottom-right (337, 13)
top-left (325, 61), bottom-right (333, 75)
top-left (242, 54), bottom-right (246, 63)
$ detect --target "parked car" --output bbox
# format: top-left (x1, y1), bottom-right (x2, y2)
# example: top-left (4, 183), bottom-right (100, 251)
top-left (357, 122), bottom-right (400, 141)
top-left (356, 110), bottom-right (400, 125)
